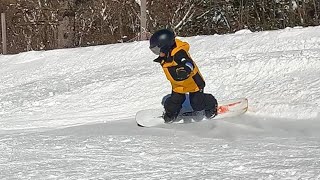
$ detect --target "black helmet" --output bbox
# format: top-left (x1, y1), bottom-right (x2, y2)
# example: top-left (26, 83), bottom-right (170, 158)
top-left (149, 29), bottom-right (175, 55)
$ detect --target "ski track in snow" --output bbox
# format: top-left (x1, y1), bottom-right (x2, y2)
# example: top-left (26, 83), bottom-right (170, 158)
top-left (0, 118), bottom-right (320, 180)
top-left (1, 120), bottom-right (320, 179)
top-left (1, 26), bottom-right (320, 179)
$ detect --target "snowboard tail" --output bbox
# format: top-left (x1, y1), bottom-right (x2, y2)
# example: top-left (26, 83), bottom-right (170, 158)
top-left (136, 98), bottom-right (248, 127)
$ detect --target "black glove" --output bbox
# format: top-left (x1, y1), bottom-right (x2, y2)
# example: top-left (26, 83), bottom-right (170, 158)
top-left (175, 66), bottom-right (191, 80)
top-left (154, 55), bottom-right (173, 64)
top-left (153, 56), bottom-right (163, 63)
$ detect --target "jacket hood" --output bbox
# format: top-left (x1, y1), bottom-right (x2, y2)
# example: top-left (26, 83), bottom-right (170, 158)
top-left (171, 39), bottom-right (190, 55)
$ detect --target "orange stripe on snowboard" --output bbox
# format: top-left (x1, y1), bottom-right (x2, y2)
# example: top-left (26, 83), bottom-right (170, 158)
top-left (217, 101), bottom-right (242, 114)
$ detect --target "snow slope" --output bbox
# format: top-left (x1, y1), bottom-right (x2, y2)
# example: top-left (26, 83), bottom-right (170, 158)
top-left (0, 26), bottom-right (320, 179)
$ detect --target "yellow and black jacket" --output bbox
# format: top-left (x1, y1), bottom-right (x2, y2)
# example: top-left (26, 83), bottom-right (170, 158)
top-left (156, 39), bottom-right (205, 94)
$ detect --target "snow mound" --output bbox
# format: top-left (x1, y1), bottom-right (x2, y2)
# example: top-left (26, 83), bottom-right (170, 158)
top-left (0, 26), bottom-right (320, 132)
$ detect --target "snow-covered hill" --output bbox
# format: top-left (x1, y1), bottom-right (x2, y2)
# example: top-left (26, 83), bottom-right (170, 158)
top-left (0, 26), bottom-right (320, 179)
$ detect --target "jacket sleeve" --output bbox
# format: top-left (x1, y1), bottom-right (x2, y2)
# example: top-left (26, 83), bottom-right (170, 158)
top-left (163, 50), bottom-right (194, 81)
top-left (173, 50), bottom-right (195, 72)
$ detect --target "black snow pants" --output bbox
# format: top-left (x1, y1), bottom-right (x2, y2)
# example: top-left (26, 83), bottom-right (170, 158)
top-left (164, 90), bottom-right (218, 116)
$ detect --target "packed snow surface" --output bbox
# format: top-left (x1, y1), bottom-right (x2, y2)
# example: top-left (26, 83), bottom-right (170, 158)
top-left (0, 26), bottom-right (320, 179)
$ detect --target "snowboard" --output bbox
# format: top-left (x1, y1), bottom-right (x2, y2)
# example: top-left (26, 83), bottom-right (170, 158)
top-left (136, 98), bottom-right (248, 127)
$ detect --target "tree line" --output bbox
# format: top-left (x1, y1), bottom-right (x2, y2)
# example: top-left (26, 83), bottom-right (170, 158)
top-left (0, 0), bottom-right (319, 54)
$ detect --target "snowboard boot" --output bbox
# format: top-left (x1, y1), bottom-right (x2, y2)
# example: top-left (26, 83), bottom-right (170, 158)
top-left (205, 105), bottom-right (218, 119)
top-left (163, 111), bottom-right (178, 123)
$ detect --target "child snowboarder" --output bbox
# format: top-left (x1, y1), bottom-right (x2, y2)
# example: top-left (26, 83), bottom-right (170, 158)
top-left (149, 29), bottom-right (218, 123)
